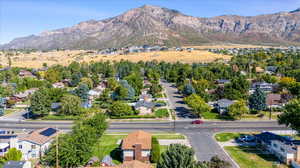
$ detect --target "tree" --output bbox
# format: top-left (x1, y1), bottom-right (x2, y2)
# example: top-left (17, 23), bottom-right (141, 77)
top-left (150, 83), bottom-right (162, 98)
top-left (119, 80), bottom-right (135, 100)
top-left (109, 101), bottom-right (135, 117)
top-left (184, 94), bottom-right (211, 117)
top-left (151, 137), bottom-right (160, 163)
top-left (4, 148), bottom-right (22, 161)
top-left (113, 86), bottom-right (128, 100)
top-left (30, 88), bottom-right (51, 117)
top-left (279, 77), bottom-right (296, 89)
top-left (80, 77), bottom-right (94, 89)
top-left (70, 72), bottom-right (82, 87)
top-left (278, 99), bottom-right (300, 132)
top-left (124, 73), bottom-right (143, 95)
top-left (73, 84), bottom-right (89, 102)
top-left (44, 68), bottom-right (61, 83)
top-left (228, 100), bottom-right (249, 120)
top-left (183, 83), bottom-right (196, 96)
top-left (157, 144), bottom-right (196, 168)
top-left (107, 78), bottom-right (119, 91)
top-left (224, 76), bottom-right (250, 100)
top-left (249, 87), bottom-right (266, 111)
top-left (42, 114), bottom-right (107, 167)
top-left (207, 156), bottom-right (231, 168)
top-left (60, 94), bottom-right (82, 116)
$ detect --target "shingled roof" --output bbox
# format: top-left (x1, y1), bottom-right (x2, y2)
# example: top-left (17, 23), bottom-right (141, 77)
top-left (121, 130), bottom-right (152, 150)
top-left (19, 127), bottom-right (59, 145)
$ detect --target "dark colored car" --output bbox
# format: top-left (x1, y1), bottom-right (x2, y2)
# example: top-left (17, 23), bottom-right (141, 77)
top-left (191, 120), bottom-right (204, 124)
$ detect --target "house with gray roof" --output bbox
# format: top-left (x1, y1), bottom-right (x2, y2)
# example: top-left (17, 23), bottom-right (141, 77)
top-left (215, 99), bottom-right (234, 115)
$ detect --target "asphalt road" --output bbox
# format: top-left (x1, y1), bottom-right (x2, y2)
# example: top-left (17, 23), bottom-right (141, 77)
top-left (161, 80), bottom-right (197, 119)
top-left (0, 120), bottom-right (289, 168)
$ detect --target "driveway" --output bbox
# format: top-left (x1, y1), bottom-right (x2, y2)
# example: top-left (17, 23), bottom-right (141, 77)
top-left (0, 109), bottom-right (29, 121)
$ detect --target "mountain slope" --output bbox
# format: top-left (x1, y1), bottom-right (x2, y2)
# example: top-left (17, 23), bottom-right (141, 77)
top-left (2, 5), bottom-right (300, 50)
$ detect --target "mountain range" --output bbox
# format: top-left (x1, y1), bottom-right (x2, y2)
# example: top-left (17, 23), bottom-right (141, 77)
top-left (2, 5), bottom-right (300, 50)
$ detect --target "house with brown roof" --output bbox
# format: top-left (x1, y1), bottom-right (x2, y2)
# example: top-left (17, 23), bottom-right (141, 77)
top-left (266, 94), bottom-right (284, 108)
top-left (121, 131), bottom-right (152, 162)
top-left (18, 127), bottom-right (59, 160)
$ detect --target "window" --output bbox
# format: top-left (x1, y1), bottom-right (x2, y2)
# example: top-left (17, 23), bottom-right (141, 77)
top-left (31, 145), bottom-right (36, 149)
top-left (19, 145), bottom-right (22, 149)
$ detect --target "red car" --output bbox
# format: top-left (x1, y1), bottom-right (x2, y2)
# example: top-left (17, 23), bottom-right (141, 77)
top-left (191, 120), bottom-right (204, 124)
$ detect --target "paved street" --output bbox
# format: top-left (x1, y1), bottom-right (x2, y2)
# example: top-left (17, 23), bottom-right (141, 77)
top-left (161, 80), bottom-right (196, 119)
top-left (0, 109), bottom-right (29, 121)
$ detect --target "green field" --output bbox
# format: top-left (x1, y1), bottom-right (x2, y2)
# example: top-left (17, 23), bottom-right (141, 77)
top-left (225, 146), bottom-right (288, 168)
top-left (214, 133), bottom-right (242, 142)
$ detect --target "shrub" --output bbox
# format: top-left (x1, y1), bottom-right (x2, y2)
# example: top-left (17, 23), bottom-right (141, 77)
top-left (151, 137), bottom-right (160, 163)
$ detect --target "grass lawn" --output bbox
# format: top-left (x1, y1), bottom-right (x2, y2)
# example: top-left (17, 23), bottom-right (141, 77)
top-left (214, 133), bottom-right (242, 142)
top-left (225, 146), bottom-right (288, 168)
top-left (154, 108), bottom-right (169, 118)
top-left (92, 133), bottom-right (185, 164)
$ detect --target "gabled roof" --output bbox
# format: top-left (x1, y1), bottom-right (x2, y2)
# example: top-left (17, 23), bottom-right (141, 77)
top-left (266, 94), bottom-right (282, 106)
top-left (19, 127), bottom-right (59, 145)
top-left (134, 101), bottom-right (155, 109)
top-left (255, 132), bottom-right (293, 145)
top-left (121, 130), bottom-right (152, 150)
top-left (217, 99), bottom-right (234, 108)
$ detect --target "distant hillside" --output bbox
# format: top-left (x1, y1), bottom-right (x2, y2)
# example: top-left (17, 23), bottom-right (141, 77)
top-left (1, 5), bottom-right (300, 50)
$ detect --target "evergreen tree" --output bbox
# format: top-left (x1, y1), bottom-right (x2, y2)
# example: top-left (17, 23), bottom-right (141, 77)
top-left (183, 83), bottom-right (196, 96)
top-left (73, 84), bottom-right (89, 102)
top-left (249, 87), bottom-right (267, 111)
top-left (158, 144), bottom-right (196, 168)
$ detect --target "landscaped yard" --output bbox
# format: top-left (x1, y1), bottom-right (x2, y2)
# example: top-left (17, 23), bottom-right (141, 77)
top-left (225, 146), bottom-right (288, 168)
top-left (154, 108), bottom-right (169, 118)
top-left (214, 132), bottom-right (242, 142)
top-left (92, 133), bottom-right (186, 164)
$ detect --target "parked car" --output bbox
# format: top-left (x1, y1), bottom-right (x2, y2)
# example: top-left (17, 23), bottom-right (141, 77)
top-left (236, 135), bottom-right (255, 142)
top-left (191, 120), bottom-right (204, 124)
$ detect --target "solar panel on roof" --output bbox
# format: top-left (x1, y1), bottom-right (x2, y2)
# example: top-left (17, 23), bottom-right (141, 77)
top-left (40, 128), bottom-right (57, 137)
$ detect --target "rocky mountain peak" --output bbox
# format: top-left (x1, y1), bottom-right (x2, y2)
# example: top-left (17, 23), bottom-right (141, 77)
top-left (1, 6), bottom-right (300, 50)
top-left (290, 8), bottom-right (300, 13)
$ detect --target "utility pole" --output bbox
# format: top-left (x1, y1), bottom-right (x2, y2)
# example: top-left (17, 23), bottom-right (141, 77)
top-left (269, 100), bottom-right (272, 120)
top-left (56, 126), bottom-right (59, 168)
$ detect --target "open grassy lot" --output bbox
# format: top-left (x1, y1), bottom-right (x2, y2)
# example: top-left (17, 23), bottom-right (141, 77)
top-left (0, 49), bottom-right (231, 68)
top-left (225, 146), bottom-right (288, 168)
top-left (92, 133), bottom-right (186, 164)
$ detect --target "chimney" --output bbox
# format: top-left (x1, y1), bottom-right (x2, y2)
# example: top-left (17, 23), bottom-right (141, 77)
top-left (134, 144), bottom-right (142, 161)
top-left (297, 146), bottom-right (300, 163)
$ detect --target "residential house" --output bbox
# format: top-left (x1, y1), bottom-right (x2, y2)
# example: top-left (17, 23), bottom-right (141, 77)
top-left (215, 99), bottom-right (234, 115)
top-left (11, 88), bottom-right (38, 102)
top-left (266, 94), bottom-right (284, 108)
top-left (52, 82), bottom-right (65, 89)
top-left (250, 82), bottom-right (276, 94)
top-left (19, 70), bottom-right (35, 78)
top-left (216, 79), bottom-right (230, 86)
top-left (134, 101), bottom-right (155, 115)
top-left (18, 127), bottom-right (60, 160)
top-left (255, 132), bottom-right (300, 165)
top-left (0, 131), bottom-right (18, 156)
top-left (255, 67), bottom-right (265, 73)
top-left (266, 66), bottom-right (278, 74)
top-left (3, 161), bottom-right (31, 168)
top-left (121, 131), bottom-right (152, 162)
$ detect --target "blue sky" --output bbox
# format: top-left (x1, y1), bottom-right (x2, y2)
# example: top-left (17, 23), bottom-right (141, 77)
top-left (1, 0), bottom-right (300, 44)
